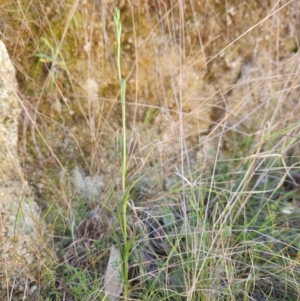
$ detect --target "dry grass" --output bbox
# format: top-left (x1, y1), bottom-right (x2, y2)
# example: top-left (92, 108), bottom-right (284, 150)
top-left (1, 0), bottom-right (300, 300)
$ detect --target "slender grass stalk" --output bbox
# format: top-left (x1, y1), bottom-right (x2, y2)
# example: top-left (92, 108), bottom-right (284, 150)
top-left (113, 8), bottom-right (129, 300)
top-left (113, 8), bottom-right (126, 198)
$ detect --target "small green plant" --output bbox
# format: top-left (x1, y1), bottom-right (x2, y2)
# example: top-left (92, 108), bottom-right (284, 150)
top-left (113, 8), bottom-right (131, 300)
top-left (33, 37), bottom-right (65, 89)
top-left (143, 107), bottom-right (159, 126)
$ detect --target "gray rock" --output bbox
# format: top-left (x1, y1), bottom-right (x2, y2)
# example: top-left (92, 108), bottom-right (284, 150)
top-left (73, 166), bottom-right (104, 205)
top-left (0, 40), bottom-right (45, 300)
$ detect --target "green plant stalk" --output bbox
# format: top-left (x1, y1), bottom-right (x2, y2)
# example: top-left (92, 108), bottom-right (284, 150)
top-left (113, 9), bottom-right (126, 196)
top-left (113, 8), bottom-right (129, 299)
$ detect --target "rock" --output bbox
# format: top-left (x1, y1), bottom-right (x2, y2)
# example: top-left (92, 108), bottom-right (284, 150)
top-left (73, 166), bottom-right (104, 205)
top-left (0, 40), bottom-right (45, 300)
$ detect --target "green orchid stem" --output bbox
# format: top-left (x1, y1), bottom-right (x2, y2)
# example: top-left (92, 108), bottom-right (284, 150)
top-left (113, 7), bottom-right (129, 300)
